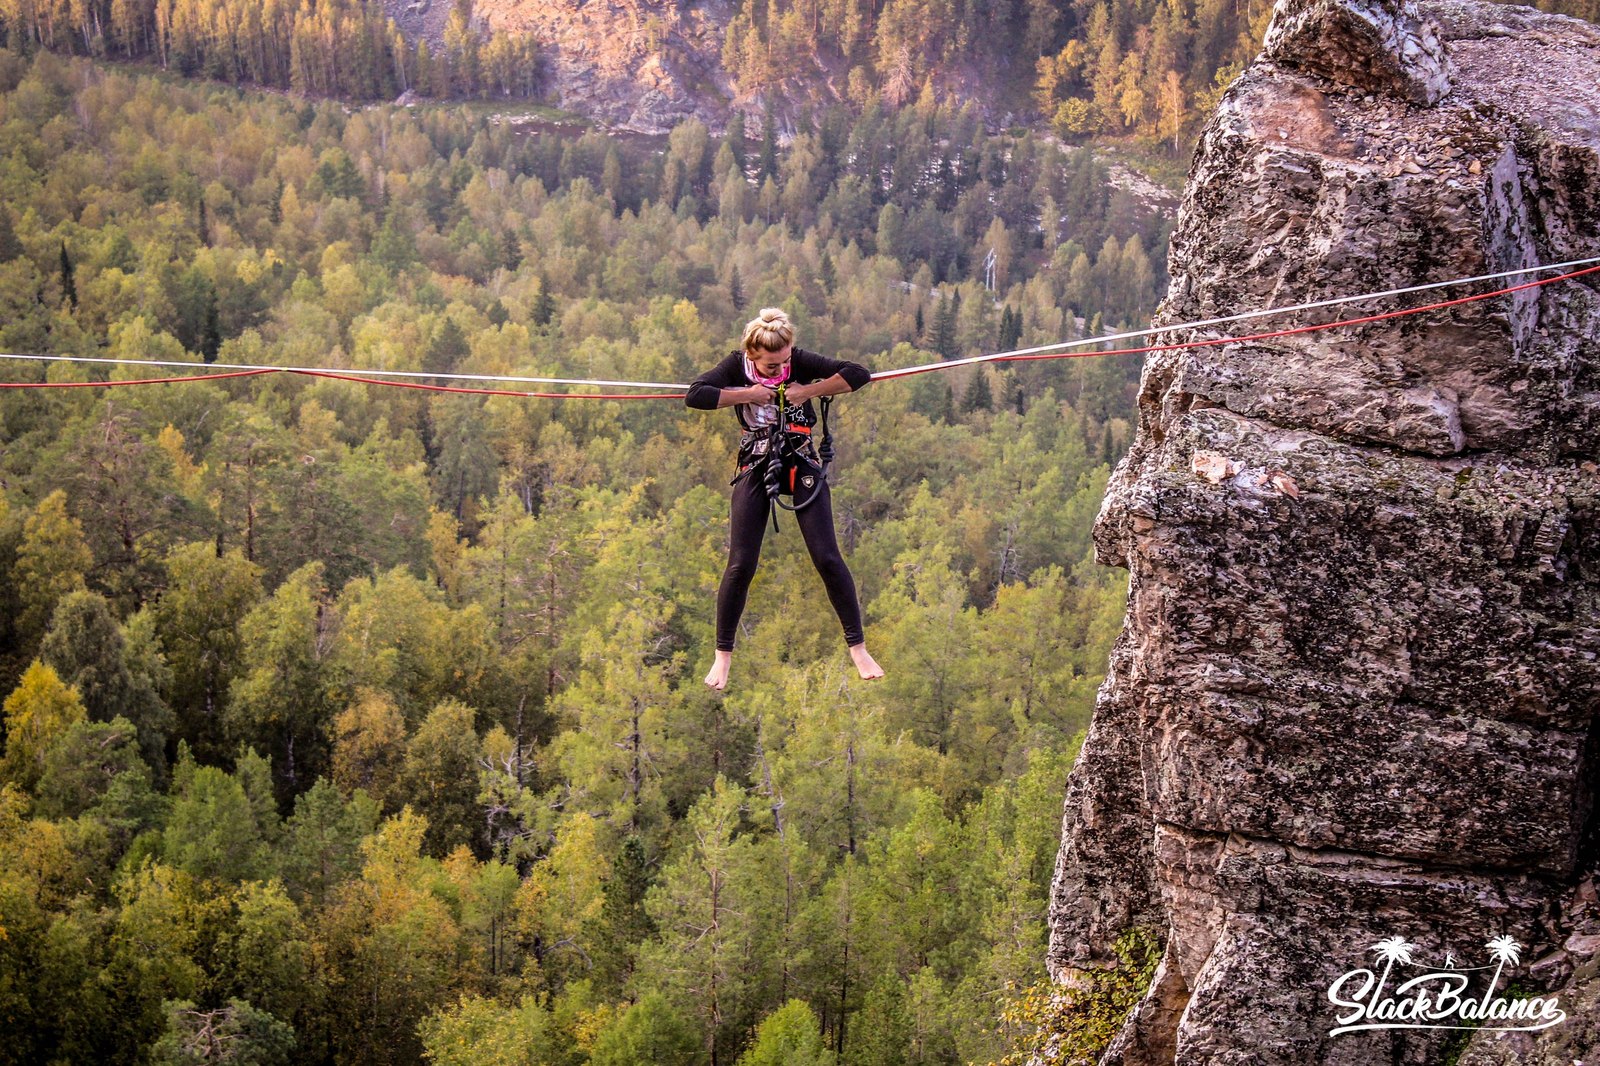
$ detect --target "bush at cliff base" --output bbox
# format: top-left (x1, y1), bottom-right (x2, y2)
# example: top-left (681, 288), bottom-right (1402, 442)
top-left (987, 927), bottom-right (1161, 1066)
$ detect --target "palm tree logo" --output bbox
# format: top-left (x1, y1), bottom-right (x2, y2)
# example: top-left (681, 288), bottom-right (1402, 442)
top-left (1370, 935), bottom-right (1417, 1002)
top-left (1483, 936), bottom-right (1522, 1002)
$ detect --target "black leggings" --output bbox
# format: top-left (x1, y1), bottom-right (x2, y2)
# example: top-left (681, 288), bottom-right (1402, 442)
top-left (715, 472), bottom-right (865, 651)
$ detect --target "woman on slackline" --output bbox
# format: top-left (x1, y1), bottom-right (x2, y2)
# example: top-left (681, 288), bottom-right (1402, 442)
top-left (686, 307), bottom-right (886, 691)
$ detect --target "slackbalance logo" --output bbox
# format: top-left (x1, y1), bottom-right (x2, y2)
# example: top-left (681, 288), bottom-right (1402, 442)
top-left (1326, 935), bottom-right (1567, 1036)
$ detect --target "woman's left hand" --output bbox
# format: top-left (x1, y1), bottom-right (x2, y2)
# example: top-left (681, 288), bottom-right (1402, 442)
top-left (784, 384), bottom-right (810, 403)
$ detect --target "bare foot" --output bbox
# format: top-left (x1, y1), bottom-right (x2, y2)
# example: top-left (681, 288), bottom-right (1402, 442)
top-left (704, 650), bottom-right (733, 691)
top-left (849, 644), bottom-right (885, 680)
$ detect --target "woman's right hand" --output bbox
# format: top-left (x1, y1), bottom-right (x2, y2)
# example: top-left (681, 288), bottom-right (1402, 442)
top-left (743, 384), bottom-right (776, 404)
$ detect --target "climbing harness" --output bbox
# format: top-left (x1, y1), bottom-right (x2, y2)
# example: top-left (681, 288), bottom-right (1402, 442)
top-left (729, 381), bottom-right (835, 532)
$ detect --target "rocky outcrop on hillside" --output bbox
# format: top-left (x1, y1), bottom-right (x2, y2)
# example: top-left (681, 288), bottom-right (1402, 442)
top-left (389, 0), bottom-right (737, 132)
top-left (1046, 0), bottom-right (1600, 1062)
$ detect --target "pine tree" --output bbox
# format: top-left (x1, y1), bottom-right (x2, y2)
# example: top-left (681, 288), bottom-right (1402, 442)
top-left (730, 264), bottom-right (745, 311)
top-left (35, 716), bottom-right (158, 832)
top-left (424, 317), bottom-right (471, 374)
top-left (0, 209), bottom-right (22, 262)
top-left (225, 563), bottom-right (335, 801)
top-left (153, 999), bottom-right (295, 1065)
top-left (279, 778), bottom-right (380, 906)
top-left (726, 110), bottom-right (747, 173)
top-left (589, 994), bottom-right (699, 1066)
top-left (531, 275), bottom-right (556, 327)
top-left (397, 699), bottom-right (481, 855)
top-left (58, 241), bottom-right (76, 308)
top-left (759, 103), bottom-right (779, 181)
top-left (201, 288), bottom-right (222, 363)
top-left (933, 291), bottom-right (961, 359)
top-left (592, 834), bottom-right (657, 997)
top-left (40, 589), bottom-right (139, 726)
top-left (640, 777), bottom-right (751, 1062)
top-left (961, 368), bottom-right (994, 412)
top-left (999, 305), bottom-right (1023, 351)
top-left (374, 212), bottom-right (419, 273)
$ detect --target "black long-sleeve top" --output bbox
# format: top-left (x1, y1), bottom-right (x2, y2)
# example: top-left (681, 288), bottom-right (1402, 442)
top-left (685, 347), bottom-right (871, 433)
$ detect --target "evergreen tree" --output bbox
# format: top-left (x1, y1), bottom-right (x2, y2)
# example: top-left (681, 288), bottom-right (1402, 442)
top-left (162, 763), bottom-right (267, 883)
top-left (738, 1000), bottom-right (833, 1066)
top-left (531, 275), bottom-right (557, 327)
top-left (201, 289), bottom-right (222, 363)
top-left (0, 210), bottom-right (22, 263)
top-left (759, 103), bottom-right (779, 181)
top-left (373, 212), bottom-right (419, 273)
top-left (397, 698), bottom-right (481, 855)
top-left (38, 588), bottom-right (174, 776)
top-left (58, 241), bottom-right (75, 308)
top-left (35, 716), bottom-right (160, 841)
top-left (592, 834), bottom-right (657, 997)
top-left (279, 778), bottom-right (380, 906)
top-left (999, 305), bottom-right (1023, 351)
top-left (39, 589), bottom-right (133, 724)
top-left (225, 562), bottom-right (335, 801)
top-left (150, 998), bottom-right (296, 1066)
top-left (641, 777), bottom-right (751, 1060)
top-left (589, 993), bottom-right (699, 1066)
top-left (424, 317), bottom-right (471, 375)
top-left (962, 368), bottom-right (994, 412)
top-left (933, 291), bottom-right (961, 359)
top-left (726, 110), bottom-right (748, 173)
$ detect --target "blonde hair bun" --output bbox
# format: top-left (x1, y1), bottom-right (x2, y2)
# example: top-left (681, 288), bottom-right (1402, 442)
top-left (742, 307), bottom-right (796, 353)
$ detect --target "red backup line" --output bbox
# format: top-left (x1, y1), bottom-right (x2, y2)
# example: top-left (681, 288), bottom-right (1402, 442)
top-left (0, 367), bottom-right (281, 388)
top-left (1, 264), bottom-right (1596, 397)
top-left (879, 262), bottom-right (1600, 378)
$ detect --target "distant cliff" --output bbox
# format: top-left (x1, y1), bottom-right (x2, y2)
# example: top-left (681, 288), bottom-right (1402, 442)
top-left (388, 0), bottom-right (737, 131)
top-left (1046, 0), bottom-right (1600, 1061)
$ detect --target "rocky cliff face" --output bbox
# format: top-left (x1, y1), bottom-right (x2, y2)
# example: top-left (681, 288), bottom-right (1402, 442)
top-left (1046, 0), bottom-right (1600, 1062)
top-left (389, 0), bottom-right (737, 132)
top-left (484, 0), bottom-right (736, 131)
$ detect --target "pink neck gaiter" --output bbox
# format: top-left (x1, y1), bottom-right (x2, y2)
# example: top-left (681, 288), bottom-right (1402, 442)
top-left (744, 354), bottom-right (790, 387)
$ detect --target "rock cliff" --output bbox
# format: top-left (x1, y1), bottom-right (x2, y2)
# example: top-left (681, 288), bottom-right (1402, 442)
top-left (1046, 0), bottom-right (1600, 1062)
top-left (390, 0), bottom-right (737, 132)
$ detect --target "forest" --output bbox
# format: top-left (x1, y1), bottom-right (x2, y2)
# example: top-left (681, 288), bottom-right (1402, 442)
top-left (0, 0), bottom-right (1296, 144)
top-left (0, 46), bottom-right (1163, 1065)
top-left (0, 0), bottom-right (539, 100)
top-left (2, 0), bottom-right (1595, 155)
